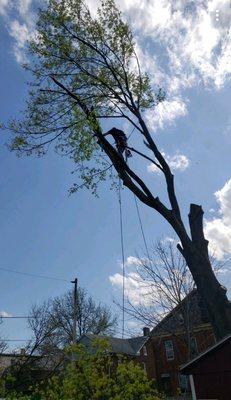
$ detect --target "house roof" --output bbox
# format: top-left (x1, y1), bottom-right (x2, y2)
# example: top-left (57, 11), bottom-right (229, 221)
top-left (0, 352), bottom-right (37, 358)
top-left (150, 289), bottom-right (210, 336)
top-left (180, 333), bottom-right (231, 373)
top-left (79, 333), bottom-right (149, 356)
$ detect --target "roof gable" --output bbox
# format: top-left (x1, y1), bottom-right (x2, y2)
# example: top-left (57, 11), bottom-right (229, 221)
top-left (151, 289), bottom-right (210, 336)
top-left (79, 334), bottom-right (149, 356)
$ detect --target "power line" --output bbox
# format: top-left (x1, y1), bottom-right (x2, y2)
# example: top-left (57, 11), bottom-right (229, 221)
top-left (3, 339), bottom-right (29, 342)
top-left (0, 267), bottom-right (69, 282)
top-left (0, 316), bottom-right (34, 319)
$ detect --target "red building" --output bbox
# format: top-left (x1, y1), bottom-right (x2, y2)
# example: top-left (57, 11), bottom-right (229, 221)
top-left (181, 334), bottom-right (231, 400)
top-left (147, 290), bottom-right (215, 395)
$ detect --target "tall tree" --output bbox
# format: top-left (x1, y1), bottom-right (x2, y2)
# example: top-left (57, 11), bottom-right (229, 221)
top-left (28, 288), bottom-right (117, 350)
top-left (4, 0), bottom-right (231, 339)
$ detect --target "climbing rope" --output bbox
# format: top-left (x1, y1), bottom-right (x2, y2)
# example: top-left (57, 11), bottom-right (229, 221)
top-left (133, 194), bottom-right (151, 262)
top-left (118, 178), bottom-right (126, 338)
top-left (117, 125), bottom-right (152, 338)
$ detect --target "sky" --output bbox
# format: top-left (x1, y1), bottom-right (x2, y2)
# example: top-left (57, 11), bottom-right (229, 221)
top-left (0, 0), bottom-right (231, 348)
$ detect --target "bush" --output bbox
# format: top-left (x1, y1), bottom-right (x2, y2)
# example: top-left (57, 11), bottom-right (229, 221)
top-left (1, 338), bottom-right (161, 400)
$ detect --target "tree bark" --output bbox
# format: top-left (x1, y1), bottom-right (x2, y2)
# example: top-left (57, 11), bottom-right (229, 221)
top-left (178, 204), bottom-right (231, 340)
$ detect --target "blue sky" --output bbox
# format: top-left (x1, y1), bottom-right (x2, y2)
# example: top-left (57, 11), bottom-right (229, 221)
top-left (0, 0), bottom-right (231, 347)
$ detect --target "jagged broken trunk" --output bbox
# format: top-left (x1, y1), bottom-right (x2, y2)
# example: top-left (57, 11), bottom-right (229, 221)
top-left (178, 204), bottom-right (231, 340)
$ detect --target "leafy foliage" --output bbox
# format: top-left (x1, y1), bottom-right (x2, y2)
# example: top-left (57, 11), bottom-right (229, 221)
top-left (1, 339), bottom-right (161, 400)
top-left (6, 0), bottom-right (162, 194)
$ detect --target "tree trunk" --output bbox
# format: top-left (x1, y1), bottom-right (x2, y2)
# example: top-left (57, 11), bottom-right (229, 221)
top-left (178, 204), bottom-right (231, 340)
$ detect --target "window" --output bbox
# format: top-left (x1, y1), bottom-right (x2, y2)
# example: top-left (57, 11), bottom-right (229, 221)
top-left (142, 362), bottom-right (146, 372)
top-left (178, 373), bottom-right (189, 393)
top-left (177, 312), bottom-right (184, 324)
top-left (164, 340), bottom-right (174, 361)
top-left (143, 345), bottom-right (147, 356)
top-left (190, 337), bottom-right (198, 357)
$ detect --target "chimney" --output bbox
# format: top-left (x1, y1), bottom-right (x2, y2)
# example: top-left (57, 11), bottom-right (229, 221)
top-left (20, 348), bottom-right (26, 356)
top-left (143, 327), bottom-right (150, 336)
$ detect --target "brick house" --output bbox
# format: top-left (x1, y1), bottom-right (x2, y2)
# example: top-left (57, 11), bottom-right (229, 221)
top-left (148, 289), bottom-right (215, 395)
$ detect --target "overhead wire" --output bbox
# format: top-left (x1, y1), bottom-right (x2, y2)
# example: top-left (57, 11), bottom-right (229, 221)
top-left (1, 316), bottom-right (30, 319)
top-left (3, 339), bottom-right (29, 342)
top-left (0, 316), bottom-right (38, 319)
top-left (0, 267), bottom-right (69, 282)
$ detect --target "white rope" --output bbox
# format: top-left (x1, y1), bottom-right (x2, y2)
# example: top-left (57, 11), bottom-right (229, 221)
top-left (118, 178), bottom-right (125, 338)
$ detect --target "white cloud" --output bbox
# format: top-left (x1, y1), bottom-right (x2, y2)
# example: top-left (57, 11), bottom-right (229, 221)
top-left (0, 0), bottom-right (10, 16)
top-left (120, 0), bottom-right (231, 91)
top-left (109, 271), bottom-right (154, 306)
top-left (9, 20), bottom-right (29, 46)
top-left (18, 0), bottom-right (33, 19)
top-left (123, 255), bottom-right (148, 268)
top-left (0, 0), bottom-right (35, 63)
top-left (110, 255), bottom-right (154, 306)
top-left (205, 179), bottom-right (231, 260)
top-left (161, 236), bottom-right (176, 244)
top-left (9, 19), bottom-right (32, 62)
top-left (145, 98), bottom-right (187, 131)
top-left (124, 255), bottom-right (140, 267)
top-left (0, 310), bottom-right (12, 317)
top-left (147, 152), bottom-right (189, 173)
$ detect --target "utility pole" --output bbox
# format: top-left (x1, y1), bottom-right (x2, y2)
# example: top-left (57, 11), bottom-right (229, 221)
top-left (71, 278), bottom-right (78, 366)
top-left (71, 278), bottom-right (78, 345)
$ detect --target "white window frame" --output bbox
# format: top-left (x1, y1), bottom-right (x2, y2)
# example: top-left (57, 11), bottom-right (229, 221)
top-left (143, 345), bottom-right (147, 356)
top-left (178, 373), bottom-right (189, 392)
top-left (142, 362), bottom-right (146, 372)
top-left (164, 340), bottom-right (174, 361)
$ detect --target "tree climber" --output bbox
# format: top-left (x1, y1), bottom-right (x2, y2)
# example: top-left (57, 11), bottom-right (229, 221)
top-left (103, 127), bottom-right (132, 160)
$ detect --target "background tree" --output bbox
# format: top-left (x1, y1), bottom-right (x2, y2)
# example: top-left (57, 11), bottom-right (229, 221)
top-left (28, 287), bottom-right (117, 350)
top-left (123, 240), bottom-right (194, 328)
top-left (121, 239), bottom-right (221, 358)
top-left (4, 0), bottom-right (231, 339)
top-left (0, 320), bottom-right (7, 354)
top-left (0, 337), bottom-right (7, 354)
top-left (0, 288), bottom-right (117, 394)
